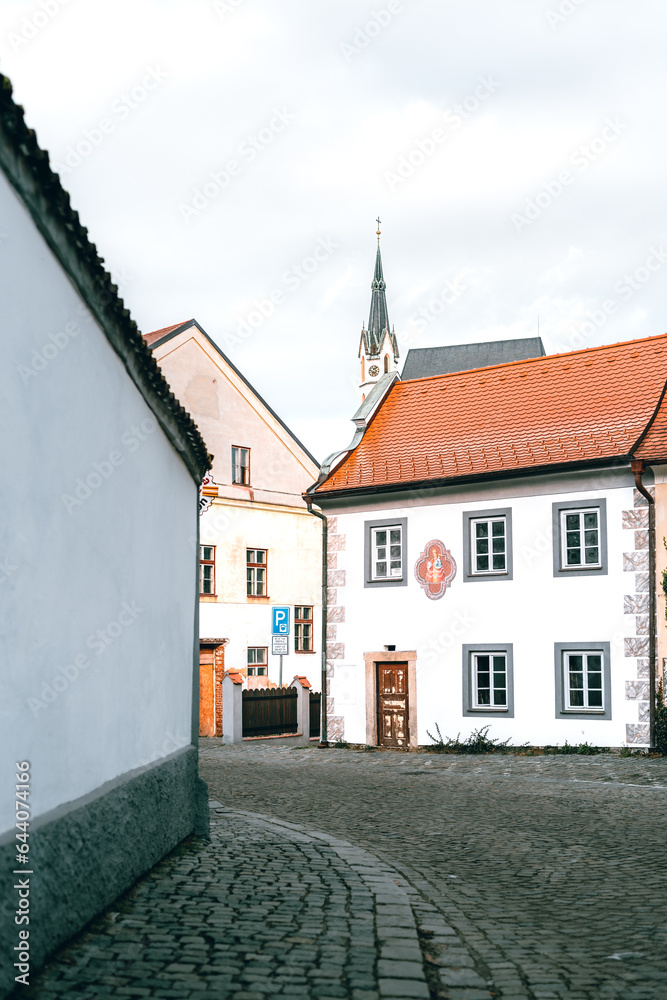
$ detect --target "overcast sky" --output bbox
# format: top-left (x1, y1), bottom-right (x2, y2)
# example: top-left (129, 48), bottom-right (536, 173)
top-left (2, 0), bottom-right (667, 462)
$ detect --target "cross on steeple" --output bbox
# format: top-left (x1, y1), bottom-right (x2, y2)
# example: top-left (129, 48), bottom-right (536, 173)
top-left (376, 217), bottom-right (381, 241)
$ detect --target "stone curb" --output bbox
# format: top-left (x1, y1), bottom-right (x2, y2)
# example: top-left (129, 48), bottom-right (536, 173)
top-left (210, 803), bottom-right (431, 997)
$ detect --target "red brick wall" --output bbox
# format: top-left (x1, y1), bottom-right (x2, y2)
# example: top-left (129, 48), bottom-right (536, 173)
top-left (213, 644), bottom-right (226, 736)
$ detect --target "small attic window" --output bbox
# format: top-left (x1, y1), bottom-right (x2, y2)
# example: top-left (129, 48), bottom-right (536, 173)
top-left (384, 354), bottom-right (389, 373)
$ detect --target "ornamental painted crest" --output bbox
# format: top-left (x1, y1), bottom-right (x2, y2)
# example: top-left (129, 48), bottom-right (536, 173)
top-left (414, 539), bottom-right (456, 600)
top-left (199, 470), bottom-right (214, 515)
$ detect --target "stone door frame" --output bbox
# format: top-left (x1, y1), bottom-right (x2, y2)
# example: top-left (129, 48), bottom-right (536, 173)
top-left (364, 650), bottom-right (418, 749)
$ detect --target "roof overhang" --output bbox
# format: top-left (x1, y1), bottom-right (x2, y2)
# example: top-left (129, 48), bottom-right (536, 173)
top-left (312, 454), bottom-right (636, 502)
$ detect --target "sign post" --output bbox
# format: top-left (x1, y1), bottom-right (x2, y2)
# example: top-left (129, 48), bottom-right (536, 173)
top-left (271, 607), bottom-right (291, 686)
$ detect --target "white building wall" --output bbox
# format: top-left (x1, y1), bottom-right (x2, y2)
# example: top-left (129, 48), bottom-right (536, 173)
top-left (327, 471), bottom-right (641, 747)
top-left (0, 172), bottom-right (197, 833)
top-left (199, 498), bottom-right (322, 689)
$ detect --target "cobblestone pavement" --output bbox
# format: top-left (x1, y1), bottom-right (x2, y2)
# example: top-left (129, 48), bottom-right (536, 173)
top-left (20, 746), bottom-right (667, 1000)
top-left (199, 744), bottom-right (667, 1000)
top-left (22, 803), bottom-right (436, 1000)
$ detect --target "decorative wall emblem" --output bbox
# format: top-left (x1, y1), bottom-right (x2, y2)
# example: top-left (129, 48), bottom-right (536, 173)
top-left (414, 539), bottom-right (456, 600)
top-left (199, 470), bottom-right (214, 515)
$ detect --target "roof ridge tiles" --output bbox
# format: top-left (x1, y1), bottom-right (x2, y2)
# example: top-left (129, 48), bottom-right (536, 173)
top-left (398, 330), bottom-right (667, 386)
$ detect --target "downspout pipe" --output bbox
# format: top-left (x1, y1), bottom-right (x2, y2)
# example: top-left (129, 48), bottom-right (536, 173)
top-left (306, 499), bottom-right (328, 746)
top-left (631, 459), bottom-right (656, 748)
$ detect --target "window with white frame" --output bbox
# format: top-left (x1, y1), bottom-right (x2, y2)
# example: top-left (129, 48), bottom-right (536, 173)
top-left (471, 516), bottom-right (507, 574)
top-left (462, 644), bottom-right (514, 717)
top-left (247, 647), bottom-right (267, 676)
top-left (246, 549), bottom-right (267, 597)
top-left (199, 545), bottom-right (215, 595)
top-left (364, 518), bottom-right (408, 588)
top-left (295, 606), bottom-right (314, 652)
top-left (371, 525), bottom-right (403, 580)
top-left (463, 508), bottom-right (513, 582)
top-left (552, 499), bottom-right (607, 577)
top-left (561, 508), bottom-right (600, 568)
top-left (472, 652), bottom-right (508, 708)
top-left (554, 642), bottom-right (611, 719)
top-left (563, 651), bottom-right (603, 710)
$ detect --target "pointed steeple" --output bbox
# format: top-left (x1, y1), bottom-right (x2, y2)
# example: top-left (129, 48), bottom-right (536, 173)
top-left (358, 220), bottom-right (400, 401)
top-left (367, 244), bottom-right (390, 355)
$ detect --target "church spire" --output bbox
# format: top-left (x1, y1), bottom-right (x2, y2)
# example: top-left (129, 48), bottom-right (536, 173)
top-left (367, 242), bottom-right (390, 355)
top-left (358, 220), bottom-right (400, 400)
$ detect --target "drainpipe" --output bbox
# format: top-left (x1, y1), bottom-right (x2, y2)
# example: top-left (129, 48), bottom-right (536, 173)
top-left (306, 499), bottom-right (328, 746)
top-left (631, 459), bottom-right (656, 748)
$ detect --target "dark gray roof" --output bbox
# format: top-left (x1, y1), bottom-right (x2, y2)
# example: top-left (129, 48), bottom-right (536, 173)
top-left (360, 244), bottom-right (399, 358)
top-left (402, 337), bottom-right (546, 380)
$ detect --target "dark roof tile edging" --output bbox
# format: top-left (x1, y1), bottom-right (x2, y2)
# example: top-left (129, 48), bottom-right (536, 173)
top-left (0, 74), bottom-right (210, 484)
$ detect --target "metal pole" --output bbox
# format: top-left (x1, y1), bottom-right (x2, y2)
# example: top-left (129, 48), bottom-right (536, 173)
top-left (279, 654), bottom-right (283, 688)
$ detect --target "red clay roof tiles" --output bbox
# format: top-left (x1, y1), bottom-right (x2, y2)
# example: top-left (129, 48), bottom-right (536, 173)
top-left (143, 320), bottom-right (192, 347)
top-left (315, 333), bottom-right (667, 495)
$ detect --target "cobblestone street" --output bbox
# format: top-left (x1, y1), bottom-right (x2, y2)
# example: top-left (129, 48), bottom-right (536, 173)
top-left (21, 745), bottom-right (667, 1000)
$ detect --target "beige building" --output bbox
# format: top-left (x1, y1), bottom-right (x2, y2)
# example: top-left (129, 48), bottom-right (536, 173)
top-left (144, 320), bottom-right (323, 733)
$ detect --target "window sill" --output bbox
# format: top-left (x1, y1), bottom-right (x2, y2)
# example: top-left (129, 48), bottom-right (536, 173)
top-left (560, 709), bottom-right (605, 715)
top-left (247, 595), bottom-right (270, 602)
top-left (559, 565), bottom-right (602, 572)
top-left (199, 594), bottom-right (218, 602)
top-left (465, 573), bottom-right (510, 581)
top-left (469, 707), bottom-right (508, 713)
top-left (295, 649), bottom-right (316, 654)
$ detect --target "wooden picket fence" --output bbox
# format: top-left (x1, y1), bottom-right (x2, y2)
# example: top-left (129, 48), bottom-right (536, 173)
top-left (242, 687), bottom-right (297, 737)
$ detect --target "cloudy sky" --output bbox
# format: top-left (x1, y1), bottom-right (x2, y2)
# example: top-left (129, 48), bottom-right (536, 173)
top-left (2, 0), bottom-right (666, 461)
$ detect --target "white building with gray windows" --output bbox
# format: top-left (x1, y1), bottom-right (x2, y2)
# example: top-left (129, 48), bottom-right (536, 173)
top-left (308, 263), bottom-right (667, 749)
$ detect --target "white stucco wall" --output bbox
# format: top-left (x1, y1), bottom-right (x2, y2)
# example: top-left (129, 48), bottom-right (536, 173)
top-left (199, 498), bottom-right (322, 689)
top-left (326, 469), bottom-right (642, 747)
top-left (0, 172), bottom-right (197, 834)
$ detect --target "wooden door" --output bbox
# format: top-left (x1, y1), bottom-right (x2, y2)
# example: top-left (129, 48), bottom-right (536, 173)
top-left (199, 663), bottom-right (215, 737)
top-left (377, 663), bottom-right (408, 748)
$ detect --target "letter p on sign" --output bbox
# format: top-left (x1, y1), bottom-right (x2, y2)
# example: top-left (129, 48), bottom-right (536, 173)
top-left (272, 606), bottom-right (290, 635)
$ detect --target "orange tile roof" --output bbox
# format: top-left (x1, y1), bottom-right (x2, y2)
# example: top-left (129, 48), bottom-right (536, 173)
top-left (143, 320), bottom-right (192, 347)
top-left (315, 333), bottom-right (667, 495)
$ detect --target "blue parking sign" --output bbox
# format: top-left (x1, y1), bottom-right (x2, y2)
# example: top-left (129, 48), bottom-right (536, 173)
top-left (272, 606), bottom-right (290, 635)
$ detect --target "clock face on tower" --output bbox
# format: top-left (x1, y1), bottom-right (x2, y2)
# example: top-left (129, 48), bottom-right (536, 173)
top-left (368, 364), bottom-right (380, 377)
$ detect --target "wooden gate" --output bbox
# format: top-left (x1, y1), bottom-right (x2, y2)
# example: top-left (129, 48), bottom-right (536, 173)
top-left (377, 662), bottom-right (409, 748)
top-left (199, 663), bottom-right (215, 737)
top-left (309, 691), bottom-right (321, 739)
top-left (242, 687), bottom-right (298, 737)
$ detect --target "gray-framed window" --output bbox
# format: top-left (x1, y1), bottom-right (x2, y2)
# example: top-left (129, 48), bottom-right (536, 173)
top-left (462, 644), bottom-right (514, 718)
top-left (554, 642), bottom-right (611, 720)
top-left (463, 508), bottom-right (513, 582)
top-left (552, 498), bottom-right (607, 577)
top-left (364, 517), bottom-right (408, 588)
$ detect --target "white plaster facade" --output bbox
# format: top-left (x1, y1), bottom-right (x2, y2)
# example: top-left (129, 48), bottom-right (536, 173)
top-left (0, 173), bottom-right (201, 834)
top-left (321, 467), bottom-right (651, 748)
top-left (148, 322), bottom-right (323, 691)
